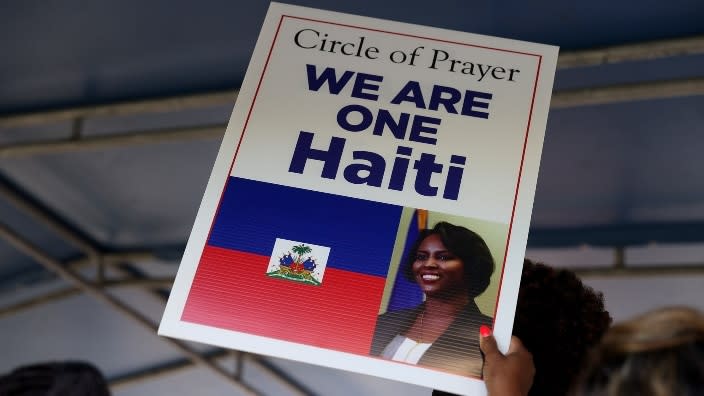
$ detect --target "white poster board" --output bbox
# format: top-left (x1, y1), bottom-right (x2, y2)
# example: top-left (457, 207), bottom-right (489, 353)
top-left (159, 3), bottom-right (558, 394)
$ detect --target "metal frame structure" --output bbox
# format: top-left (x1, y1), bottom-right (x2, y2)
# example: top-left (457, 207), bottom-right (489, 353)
top-left (0, 172), bottom-right (315, 396)
top-left (1, 34), bottom-right (703, 393)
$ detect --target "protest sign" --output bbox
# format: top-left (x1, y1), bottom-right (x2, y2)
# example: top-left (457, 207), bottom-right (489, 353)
top-left (159, 3), bottom-right (558, 394)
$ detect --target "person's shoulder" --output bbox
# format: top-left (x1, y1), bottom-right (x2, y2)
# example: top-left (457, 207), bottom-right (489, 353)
top-left (478, 312), bottom-right (493, 325)
top-left (371, 305), bottom-right (422, 355)
top-left (375, 305), bottom-right (424, 332)
top-left (377, 305), bottom-right (421, 323)
top-left (459, 302), bottom-right (493, 324)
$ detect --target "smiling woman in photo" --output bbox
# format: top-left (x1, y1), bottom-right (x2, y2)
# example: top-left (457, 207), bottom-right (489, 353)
top-left (370, 221), bottom-right (495, 377)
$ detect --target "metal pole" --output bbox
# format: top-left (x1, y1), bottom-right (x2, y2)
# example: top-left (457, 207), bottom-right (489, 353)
top-left (0, 287), bottom-right (80, 318)
top-left (551, 78), bottom-right (704, 109)
top-left (108, 349), bottom-right (230, 390)
top-left (0, 125), bottom-right (225, 159)
top-left (557, 34), bottom-right (704, 69)
top-left (574, 263), bottom-right (704, 278)
top-left (0, 90), bottom-right (238, 128)
top-left (0, 180), bottom-right (99, 256)
top-left (0, 277), bottom-right (175, 319)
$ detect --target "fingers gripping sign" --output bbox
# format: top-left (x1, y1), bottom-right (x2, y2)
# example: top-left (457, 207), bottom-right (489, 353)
top-left (479, 326), bottom-right (535, 396)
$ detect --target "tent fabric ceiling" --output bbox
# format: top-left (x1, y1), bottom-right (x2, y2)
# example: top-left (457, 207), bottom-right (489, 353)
top-left (1, 1), bottom-right (703, 395)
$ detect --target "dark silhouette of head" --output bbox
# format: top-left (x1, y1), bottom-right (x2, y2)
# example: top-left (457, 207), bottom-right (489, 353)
top-left (0, 361), bottom-right (110, 396)
top-left (513, 259), bottom-right (612, 396)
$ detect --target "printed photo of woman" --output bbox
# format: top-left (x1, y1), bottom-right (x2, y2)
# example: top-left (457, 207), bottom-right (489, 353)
top-left (370, 221), bottom-right (495, 377)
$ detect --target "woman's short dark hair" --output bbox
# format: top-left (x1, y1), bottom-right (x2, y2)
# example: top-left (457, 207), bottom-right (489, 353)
top-left (403, 221), bottom-right (495, 298)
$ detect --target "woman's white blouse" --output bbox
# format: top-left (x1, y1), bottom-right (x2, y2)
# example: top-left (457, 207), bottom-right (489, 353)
top-left (381, 335), bottom-right (433, 364)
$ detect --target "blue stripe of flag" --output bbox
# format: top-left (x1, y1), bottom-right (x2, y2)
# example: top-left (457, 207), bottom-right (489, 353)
top-left (208, 177), bottom-right (403, 277)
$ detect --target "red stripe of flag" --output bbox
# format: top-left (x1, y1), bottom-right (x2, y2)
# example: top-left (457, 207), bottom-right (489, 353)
top-left (182, 245), bottom-right (386, 355)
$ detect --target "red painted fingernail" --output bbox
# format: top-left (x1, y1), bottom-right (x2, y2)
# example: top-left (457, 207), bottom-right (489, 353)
top-left (480, 325), bottom-right (492, 337)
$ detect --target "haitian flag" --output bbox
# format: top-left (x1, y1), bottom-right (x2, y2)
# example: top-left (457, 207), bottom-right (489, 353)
top-left (182, 177), bottom-right (403, 355)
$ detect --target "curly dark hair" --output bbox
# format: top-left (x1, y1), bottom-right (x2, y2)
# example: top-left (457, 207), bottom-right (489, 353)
top-left (403, 221), bottom-right (495, 298)
top-left (514, 259), bottom-right (612, 396)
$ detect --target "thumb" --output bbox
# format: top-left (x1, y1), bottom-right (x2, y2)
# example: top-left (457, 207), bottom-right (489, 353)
top-left (507, 335), bottom-right (527, 354)
top-left (479, 325), bottom-right (499, 358)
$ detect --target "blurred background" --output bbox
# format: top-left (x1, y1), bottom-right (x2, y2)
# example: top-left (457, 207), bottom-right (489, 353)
top-left (1, 0), bottom-right (703, 395)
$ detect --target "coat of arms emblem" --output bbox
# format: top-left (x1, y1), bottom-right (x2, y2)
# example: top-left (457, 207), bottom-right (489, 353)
top-left (266, 238), bottom-right (330, 286)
